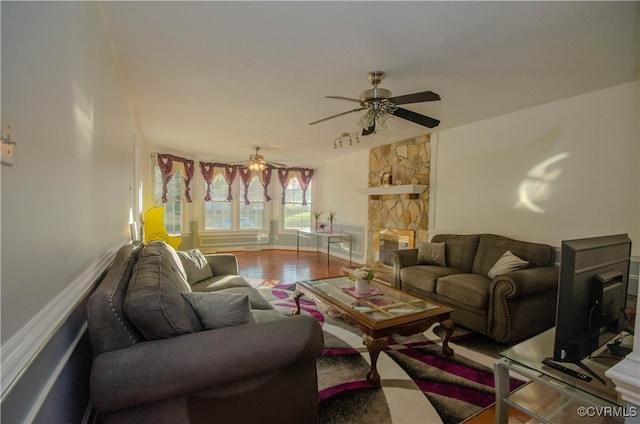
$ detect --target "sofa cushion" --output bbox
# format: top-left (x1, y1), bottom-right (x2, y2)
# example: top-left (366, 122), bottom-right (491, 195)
top-left (431, 234), bottom-right (479, 272)
top-left (401, 265), bottom-right (464, 294)
top-left (472, 234), bottom-right (555, 275)
top-left (178, 249), bottom-right (213, 284)
top-left (436, 273), bottom-right (493, 310)
top-left (416, 242), bottom-right (446, 267)
top-left (181, 292), bottom-right (256, 329)
top-left (124, 242), bottom-right (202, 340)
top-left (487, 250), bottom-right (529, 279)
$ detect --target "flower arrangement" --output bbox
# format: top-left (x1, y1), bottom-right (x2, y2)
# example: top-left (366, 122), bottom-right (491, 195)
top-left (328, 210), bottom-right (336, 233)
top-left (313, 211), bottom-right (323, 231)
top-left (348, 267), bottom-right (374, 282)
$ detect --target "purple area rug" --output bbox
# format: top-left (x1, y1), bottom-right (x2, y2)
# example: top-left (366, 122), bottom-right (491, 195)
top-left (259, 285), bottom-right (526, 424)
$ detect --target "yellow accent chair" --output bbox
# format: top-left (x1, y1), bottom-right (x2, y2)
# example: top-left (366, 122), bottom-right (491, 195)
top-left (143, 206), bottom-right (182, 250)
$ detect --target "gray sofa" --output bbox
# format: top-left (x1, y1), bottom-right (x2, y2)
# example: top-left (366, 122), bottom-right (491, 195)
top-left (87, 241), bottom-right (323, 423)
top-left (390, 234), bottom-right (558, 343)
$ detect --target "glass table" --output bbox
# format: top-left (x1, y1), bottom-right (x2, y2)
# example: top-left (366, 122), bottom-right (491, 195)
top-left (494, 328), bottom-right (628, 423)
top-left (296, 230), bottom-right (352, 266)
top-left (294, 276), bottom-right (454, 384)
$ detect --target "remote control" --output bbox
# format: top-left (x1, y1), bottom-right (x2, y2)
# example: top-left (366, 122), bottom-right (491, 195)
top-left (542, 358), bottom-right (592, 382)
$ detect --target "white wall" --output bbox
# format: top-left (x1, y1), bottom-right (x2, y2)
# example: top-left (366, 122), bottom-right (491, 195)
top-left (431, 82), bottom-right (639, 256)
top-left (1, 3), bottom-right (138, 419)
top-left (315, 149), bottom-right (369, 229)
top-left (1, 1), bottom-right (137, 341)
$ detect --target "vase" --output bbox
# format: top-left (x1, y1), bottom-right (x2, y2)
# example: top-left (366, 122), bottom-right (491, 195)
top-left (330, 222), bottom-right (333, 234)
top-left (315, 220), bottom-right (318, 232)
top-left (355, 279), bottom-right (370, 294)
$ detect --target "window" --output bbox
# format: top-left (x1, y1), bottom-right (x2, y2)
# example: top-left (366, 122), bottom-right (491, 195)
top-left (283, 177), bottom-right (311, 230)
top-left (239, 176), bottom-right (264, 229)
top-left (204, 173), bottom-right (232, 230)
top-left (154, 166), bottom-right (183, 234)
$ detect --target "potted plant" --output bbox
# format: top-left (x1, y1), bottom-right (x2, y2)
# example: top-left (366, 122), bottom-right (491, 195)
top-left (348, 267), bottom-right (374, 294)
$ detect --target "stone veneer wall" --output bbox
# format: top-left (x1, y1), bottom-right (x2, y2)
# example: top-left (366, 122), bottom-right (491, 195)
top-left (366, 134), bottom-right (431, 265)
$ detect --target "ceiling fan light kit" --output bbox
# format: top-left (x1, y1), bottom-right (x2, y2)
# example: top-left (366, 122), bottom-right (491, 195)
top-left (310, 71), bottom-right (441, 136)
top-left (231, 147), bottom-right (287, 170)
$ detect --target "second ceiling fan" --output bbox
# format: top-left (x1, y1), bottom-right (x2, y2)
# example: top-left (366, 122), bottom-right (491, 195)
top-left (309, 71), bottom-right (441, 135)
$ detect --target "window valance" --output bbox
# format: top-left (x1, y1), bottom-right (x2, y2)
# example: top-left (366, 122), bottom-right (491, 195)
top-left (197, 162), bottom-right (314, 204)
top-left (156, 153), bottom-right (195, 202)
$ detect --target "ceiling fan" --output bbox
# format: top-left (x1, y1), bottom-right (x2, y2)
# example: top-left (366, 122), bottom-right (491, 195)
top-left (309, 71), bottom-right (441, 135)
top-left (230, 147), bottom-right (286, 171)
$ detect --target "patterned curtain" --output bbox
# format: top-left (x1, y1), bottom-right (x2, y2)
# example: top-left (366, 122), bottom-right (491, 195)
top-left (298, 168), bottom-right (315, 206)
top-left (238, 167), bottom-right (253, 205)
top-left (157, 153), bottom-right (194, 203)
top-left (157, 154), bottom-right (174, 203)
top-left (260, 168), bottom-right (273, 202)
top-left (199, 161), bottom-right (215, 201)
top-left (221, 164), bottom-right (239, 201)
top-left (182, 159), bottom-right (195, 202)
top-left (277, 168), bottom-right (290, 204)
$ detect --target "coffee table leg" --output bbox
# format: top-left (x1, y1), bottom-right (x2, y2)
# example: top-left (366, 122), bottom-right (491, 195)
top-left (440, 318), bottom-right (455, 356)
top-left (363, 335), bottom-right (387, 385)
top-left (292, 291), bottom-right (303, 315)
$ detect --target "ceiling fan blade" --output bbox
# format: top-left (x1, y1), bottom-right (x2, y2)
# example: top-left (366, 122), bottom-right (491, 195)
top-left (325, 96), bottom-right (362, 103)
top-left (266, 161), bottom-right (287, 168)
top-left (309, 107), bottom-right (365, 125)
top-left (389, 91), bottom-right (440, 105)
top-left (392, 107), bottom-right (440, 128)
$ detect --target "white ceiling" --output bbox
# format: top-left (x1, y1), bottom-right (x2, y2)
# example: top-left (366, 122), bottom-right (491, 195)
top-left (100, 1), bottom-right (639, 168)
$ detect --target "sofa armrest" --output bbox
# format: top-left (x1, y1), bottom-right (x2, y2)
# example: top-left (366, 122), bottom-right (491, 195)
top-left (205, 253), bottom-right (239, 276)
top-left (91, 314), bottom-right (323, 412)
top-left (489, 265), bottom-right (559, 342)
top-left (491, 266), bottom-right (559, 299)
top-left (389, 249), bottom-right (418, 289)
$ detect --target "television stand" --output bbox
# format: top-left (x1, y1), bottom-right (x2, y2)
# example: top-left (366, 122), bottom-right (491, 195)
top-left (494, 328), bottom-right (626, 424)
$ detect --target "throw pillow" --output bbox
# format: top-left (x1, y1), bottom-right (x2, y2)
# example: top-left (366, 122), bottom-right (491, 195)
top-left (178, 249), bottom-right (213, 284)
top-left (124, 243), bottom-right (201, 340)
top-left (417, 242), bottom-right (446, 267)
top-left (487, 250), bottom-right (529, 279)
top-left (181, 292), bottom-right (256, 330)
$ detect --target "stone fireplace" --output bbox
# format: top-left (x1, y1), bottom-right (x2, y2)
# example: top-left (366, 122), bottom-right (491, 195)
top-left (377, 228), bottom-right (415, 267)
top-left (365, 134), bottom-right (431, 265)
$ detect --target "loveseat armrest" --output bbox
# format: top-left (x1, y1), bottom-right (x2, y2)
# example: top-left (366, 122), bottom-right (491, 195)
top-left (491, 266), bottom-right (559, 299)
top-left (489, 265), bottom-right (559, 343)
top-left (389, 249), bottom-right (418, 289)
top-left (205, 253), bottom-right (239, 276)
top-left (91, 314), bottom-right (323, 412)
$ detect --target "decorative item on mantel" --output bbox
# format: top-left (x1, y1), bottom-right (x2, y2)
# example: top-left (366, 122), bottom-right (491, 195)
top-left (313, 211), bottom-right (323, 232)
top-left (348, 267), bottom-right (375, 294)
top-left (328, 210), bottom-right (336, 234)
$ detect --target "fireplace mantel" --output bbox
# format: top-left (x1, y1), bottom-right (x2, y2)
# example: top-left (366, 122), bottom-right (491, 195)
top-left (357, 184), bottom-right (427, 199)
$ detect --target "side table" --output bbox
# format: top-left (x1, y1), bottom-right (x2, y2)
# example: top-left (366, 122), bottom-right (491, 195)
top-left (494, 328), bottom-right (628, 423)
top-left (296, 229), bottom-right (352, 266)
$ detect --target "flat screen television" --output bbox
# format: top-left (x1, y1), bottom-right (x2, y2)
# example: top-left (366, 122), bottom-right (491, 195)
top-left (553, 234), bottom-right (632, 379)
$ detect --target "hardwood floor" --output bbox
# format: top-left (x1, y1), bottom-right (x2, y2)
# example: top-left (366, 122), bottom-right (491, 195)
top-left (233, 249), bottom-right (353, 287)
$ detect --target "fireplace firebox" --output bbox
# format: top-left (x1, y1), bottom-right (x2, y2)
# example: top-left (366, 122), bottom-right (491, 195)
top-left (378, 229), bottom-right (415, 266)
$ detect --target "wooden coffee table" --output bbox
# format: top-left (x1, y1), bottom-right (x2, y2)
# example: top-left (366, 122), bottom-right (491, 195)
top-left (293, 276), bottom-right (455, 385)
